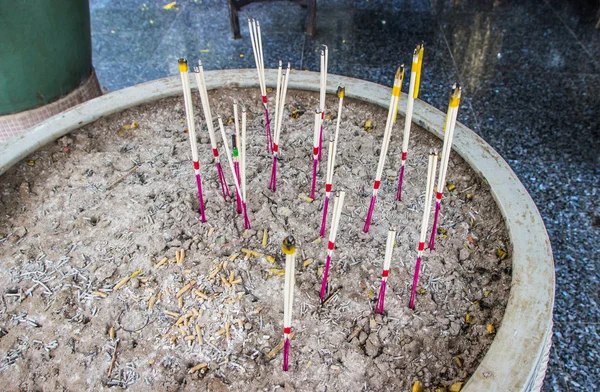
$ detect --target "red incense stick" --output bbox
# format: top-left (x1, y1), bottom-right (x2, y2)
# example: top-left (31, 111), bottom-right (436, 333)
top-left (320, 191), bottom-right (346, 301)
top-left (282, 235), bottom-right (297, 371)
top-left (240, 108), bottom-right (251, 229)
top-left (318, 46), bottom-right (328, 161)
top-left (233, 101), bottom-right (242, 214)
top-left (269, 62), bottom-right (291, 192)
top-left (248, 19), bottom-right (272, 153)
top-left (375, 228), bottom-right (396, 314)
top-left (429, 84), bottom-right (461, 250)
top-left (319, 87), bottom-right (345, 237)
top-left (310, 109), bottom-right (322, 200)
top-left (409, 151), bottom-right (438, 309)
top-left (363, 67), bottom-right (404, 233)
top-left (178, 59), bottom-right (206, 223)
top-left (193, 61), bottom-right (230, 200)
top-left (396, 44), bottom-right (424, 201)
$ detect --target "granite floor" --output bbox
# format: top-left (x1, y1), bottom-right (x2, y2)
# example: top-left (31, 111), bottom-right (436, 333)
top-left (89, 0), bottom-right (600, 390)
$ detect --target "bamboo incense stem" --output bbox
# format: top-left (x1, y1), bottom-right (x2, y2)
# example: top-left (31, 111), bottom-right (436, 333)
top-left (318, 46), bottom-right (328, 161)
top-left (178, 59), bottom-right (206, 223)
top-left (319, 191), bottom-right (346, 301)
top-left (396, 44), bottom-right (424, 201)
top-left (269, 62), bottom-right (291, 192)
top-left (218, 116), bottom-right (249, 229)
top-left (282, 235), bottom-right (297, 371)
top-left (429, 84), bottom-right (461, 250)
top-left (375, 228), bottom-right (396, 314)
top-left (233, 101), bottom-right (242, 214)
top-left (319, 87), bottom-right (345, 237)
top-left (310, 109), bottom-right (322, 199)
top-left (241, 108), bottom-right (251, 229)
top-left (409, 151), bottom-right (438, 309)
top-left (248, 19), bottom-right (272, 153)
top-left (363, 66), bottom-right (405, 233)
top-left (194, 61), bottom-right (231, 201)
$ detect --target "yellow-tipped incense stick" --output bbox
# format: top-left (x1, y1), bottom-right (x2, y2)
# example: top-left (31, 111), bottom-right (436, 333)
top-left (282, 235), bottom-right (297, 371)
top-left (396, 43), bottom-right (425, 201)
top-left (364, 67), bottom-right (404, 232)
top-left (429, 84), bottom-right (461, 249)
top-left (178, 58), bottom-right (206, 222)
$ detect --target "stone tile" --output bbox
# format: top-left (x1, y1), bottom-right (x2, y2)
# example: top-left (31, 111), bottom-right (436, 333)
top-left (553, 322), bottom-right (600, 390)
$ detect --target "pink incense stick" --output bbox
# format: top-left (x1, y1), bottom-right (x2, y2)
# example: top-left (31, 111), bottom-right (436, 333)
top-left (194, 62), bottom-right (230, 201)
top-left (218, 116), bottom-right (251, 229)
top-left (429, 84), bottom-right (461, 250)
top-left (248, 19), bottom-right (272, 153)
top-left (409, 151), bottom-right (438, 309)
top-left (363, 67), bottom-right (404, 232)
top-left (396, 44), bottom-right (424, 201)
top-left (318, 46), bottom-right (328, 161)
top-left (178, 59), bottom-right (207, 223)
top-left (319, 87), bottom-right (344, 237)
top-left (282, 235), bottom-right (297, 371)
top-left (375, 228), bottom-right (396, 314)
top-left (320, 191), bottom-right (345, 301)
top-left (310, 109), bottom-right (322, 199)
top-left (269, 62), bottom-right (291, 192)
top-left (233, 102), bottom-right (242, 214)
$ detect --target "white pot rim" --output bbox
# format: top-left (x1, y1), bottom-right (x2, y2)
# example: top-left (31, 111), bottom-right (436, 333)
top-left (0, 70), bottom-right (554, 392)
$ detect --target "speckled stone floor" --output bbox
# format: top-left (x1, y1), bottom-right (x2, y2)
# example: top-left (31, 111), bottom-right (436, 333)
top-left (89, 0), bottom-right (600, 390)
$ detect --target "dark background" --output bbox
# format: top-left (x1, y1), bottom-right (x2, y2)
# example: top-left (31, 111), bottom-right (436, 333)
top-left (89, 0), bottom-right (600, 390)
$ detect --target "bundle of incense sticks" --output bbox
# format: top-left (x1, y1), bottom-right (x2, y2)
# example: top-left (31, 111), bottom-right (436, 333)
top-left (193, 61), bottom-right (231, 200)
top-left (248, 18), bottom-right (272, 153)
top-left (269, 61), bottom-right (291, 192)
top-left (310, 109), bottom-right (323, 199)
top-left (429, 84), bottom-right (461, 250)
top-left (318, 46), bottom-right (328, 161)
top-left (409, 151), bottom-right (438, 309)
top-left (363, 67), bottom-right (405, 233)
top-left (217, 116), bottom-right (251, 229)
top-left (177, 59), bottom-right (206, 223)
top-left (319, 86), bottom-right (345, 237)
top-left (240, 108), bottom-right (251, 229)
top-left (375, 228), bottom-right (396, 314)
top-left (319, 191), bottom-right (346, 301)
top-left (396, 44), bottom-right (425, 201)
top-left (281, 235), bottom-right (297, 371)
top-left (233, 101), bottom-right (242, 214)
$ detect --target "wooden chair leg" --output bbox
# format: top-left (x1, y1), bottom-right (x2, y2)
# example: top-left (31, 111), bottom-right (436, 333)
top-left (305, 0), bottom-right (316, 36)
top-left (228, 1), bottom-right (242, 39)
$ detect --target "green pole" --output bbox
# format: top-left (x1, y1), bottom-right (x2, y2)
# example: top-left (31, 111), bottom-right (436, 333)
top-left (0, 0), bottom-right (92, 115)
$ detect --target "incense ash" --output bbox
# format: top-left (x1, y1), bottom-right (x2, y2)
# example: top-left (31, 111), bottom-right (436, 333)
top-left (0, 87), bottom-right (512, 391)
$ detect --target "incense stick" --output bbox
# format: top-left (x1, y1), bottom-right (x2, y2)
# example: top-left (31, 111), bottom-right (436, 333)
top-left (429, 84), bottom-right (461, 250)
top-left (240, 108), bottom-right (251, 229)
top-left (363, 66), bottom-right (405, 233)
top-left (193, 61), bottom-right (231, 201)
top-left (319, 87), bottom-right (345, 237)
top-left (178, 59), bottom-right (206, 223)
top-left (409, 151), bottom-right (438, 309)
top-left (310, 109), bottom-right (323, 199)
top-left (269, 62), bottom-right (291, 191)
top-left (248, 19), bottom-right (272, 153)
top-left (375, 228), bottom-right (396, 314)
top-left (233, 101), bottom-right (242, 214)
top-left (319, 191), bottom-right (346, 301)
top-left (218, 116), bottom-right (251, 229)
top-left (396, 44), bottom-right (424, 201)
top-left (282, 235), bottom-right (297, 371)
top-left (318, 46), bottom-right (328, 161)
